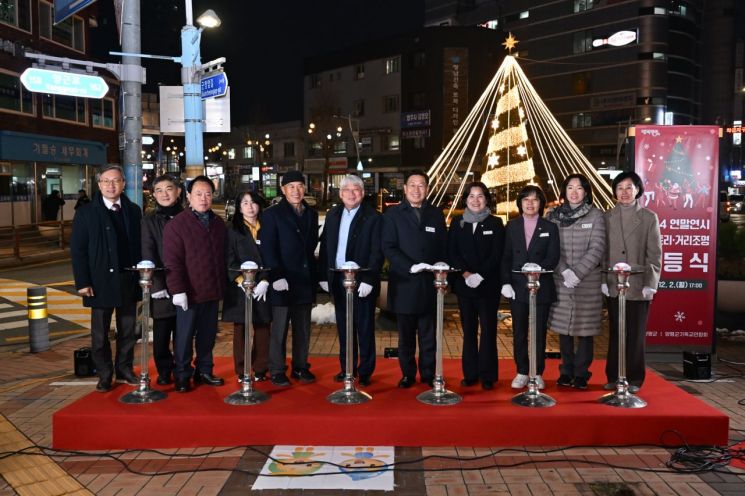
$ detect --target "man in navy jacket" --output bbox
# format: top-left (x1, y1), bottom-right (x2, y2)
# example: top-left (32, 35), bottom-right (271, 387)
top-left (319, 175), bottom-right (382, 385)
top-left (259, 170), bottom-right (319, 386)
top-left (164, 176), bottom-right (227, 393)
top-left (381, 170), bottom-right (447, 388)
top-left (71, 165), bottom-right (142, 393)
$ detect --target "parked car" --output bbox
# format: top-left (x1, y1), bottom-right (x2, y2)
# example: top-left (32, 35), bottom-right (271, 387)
top-left (720, 191), bottom-right (731, 222)
top-left (728, 194), bottom-right (744, 213)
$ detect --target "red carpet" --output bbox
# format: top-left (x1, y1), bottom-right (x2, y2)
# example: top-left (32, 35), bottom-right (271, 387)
top-left (53, 357), bottom-right (728, 450)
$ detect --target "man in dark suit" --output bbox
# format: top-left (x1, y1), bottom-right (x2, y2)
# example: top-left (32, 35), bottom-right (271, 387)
top-left (71, 165), bottom-right (142, 392)
top-left (381, 170), bottom-right (447, 388)
top-left (259, 170), bottom-right (319, 387)
top-left (163, 176), bottom-right (227, 393)
top-left (500, 185), bottom-right (560, 390)
top-left (319, 175), bottom-right (382, 386)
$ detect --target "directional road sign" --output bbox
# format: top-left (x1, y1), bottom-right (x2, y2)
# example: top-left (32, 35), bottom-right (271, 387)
top-left (54, 0), bottom-right (97, 24)
top-left (200, 72), bottom-right (228, 100)
top-left (20, 67), bottom-right (109, 99)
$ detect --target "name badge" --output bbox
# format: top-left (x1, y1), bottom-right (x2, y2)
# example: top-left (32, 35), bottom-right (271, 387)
top-left (425, 226), bottom-right (436, 233)
top-left (255, 239), bottom-right (262, 245)
top-left (540, 232), bottom-right (549, 237)
top-left (483, 230), bottom-right (493, 235)
top-left (581, 223), bottom-right (592, 229)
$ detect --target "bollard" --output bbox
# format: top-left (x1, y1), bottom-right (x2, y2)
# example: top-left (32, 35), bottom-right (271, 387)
top-left (27, 287), bottom-right (50, 352)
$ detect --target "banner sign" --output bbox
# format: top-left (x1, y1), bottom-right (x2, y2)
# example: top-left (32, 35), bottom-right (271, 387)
top-left (634, 125), bottom-right (720, 346)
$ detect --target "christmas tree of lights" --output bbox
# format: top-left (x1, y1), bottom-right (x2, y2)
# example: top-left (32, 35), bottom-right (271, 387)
top-left (427, 33), bottom-right (615, 219)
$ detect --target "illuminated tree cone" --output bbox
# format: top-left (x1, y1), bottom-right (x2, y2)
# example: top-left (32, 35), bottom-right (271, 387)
top-left (482, 84), bottom-right (537, 215)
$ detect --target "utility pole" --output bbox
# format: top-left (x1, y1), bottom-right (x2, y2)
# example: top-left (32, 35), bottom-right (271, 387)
top-left (121, 0), bottom-right (143, 206)
top-left (181, 0), bottom-right (205, 180)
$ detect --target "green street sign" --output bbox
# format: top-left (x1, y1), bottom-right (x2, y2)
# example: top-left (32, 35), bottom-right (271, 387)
top-left (20, 67), bottom-right (109, 99)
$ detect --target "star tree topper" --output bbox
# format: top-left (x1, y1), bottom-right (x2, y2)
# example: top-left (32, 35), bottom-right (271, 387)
top-left (502, 32), bottom-right (519, 53)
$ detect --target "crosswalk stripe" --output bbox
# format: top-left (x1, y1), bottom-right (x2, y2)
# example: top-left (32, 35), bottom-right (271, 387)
top-left (0, 318), bottom-right (56, 331)
top-left (0, 310), bottom-right (30, 320)
top-left (0, 278), bottom-right (91, 331)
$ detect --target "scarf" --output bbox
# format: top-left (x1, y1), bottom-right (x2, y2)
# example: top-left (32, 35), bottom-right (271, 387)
top-left (157, 203), bottom-right (183, 219)
top-left (244, 218), bottom-right (260, 240)
top-left (461, 207), bottom-right (490, 227)
top-left (192, 209), bottom-right (211, 228)
top-left (547, 201), bottom-right (592, 227)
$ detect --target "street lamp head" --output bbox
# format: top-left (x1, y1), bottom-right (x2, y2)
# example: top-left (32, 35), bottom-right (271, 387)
top-left (265, 133), bottom-right (270, 139)
top-left (196, 9), bottom-right (221, 28)
top-left (326, 134), bottom-right (332, 140)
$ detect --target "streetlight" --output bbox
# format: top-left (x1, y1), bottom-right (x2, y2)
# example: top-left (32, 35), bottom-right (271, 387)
top-left (333, 114), bottom-right (363, 171)
top-left (181, 1), bottom-right (221, 179)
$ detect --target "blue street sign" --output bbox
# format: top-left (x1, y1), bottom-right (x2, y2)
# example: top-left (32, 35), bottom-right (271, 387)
top-left (200, 72), bottom-right (228, 100)
top-left (20, 67), bottom-right (109, 99)
top-left (54, 0), bottom-right (97, 24)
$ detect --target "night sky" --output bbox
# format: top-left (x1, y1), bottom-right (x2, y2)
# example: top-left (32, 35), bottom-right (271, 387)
top-left (94, 0), bottom-right (424, 124)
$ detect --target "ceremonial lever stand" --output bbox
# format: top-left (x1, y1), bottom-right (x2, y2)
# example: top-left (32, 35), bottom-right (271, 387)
top-left (417, 262), bottom-right (462, 406)
top-left (328, 262), bottom-right (371, 404)
top-left (512, 266), bottom-right (556, 408)
top-left (121, 260), bottom-right (167, 404)
top-left (599, 264), bottom-right (646, 409)
top-left (225, 261), bottom-right (270, 406)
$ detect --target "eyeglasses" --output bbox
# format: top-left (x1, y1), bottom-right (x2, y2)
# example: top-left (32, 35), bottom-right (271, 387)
top-left (98, 178), bottom-right (123, 186)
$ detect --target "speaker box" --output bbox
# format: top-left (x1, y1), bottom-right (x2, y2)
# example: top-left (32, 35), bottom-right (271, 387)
top-left (683, 351), bottom-right (711, 380)
top-left (74, 347), bottom-right (96, 377)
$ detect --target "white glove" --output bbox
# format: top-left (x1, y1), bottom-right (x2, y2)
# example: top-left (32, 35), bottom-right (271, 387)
top-left (172, 293), bottom-right (188, 311)
top-left (465, 273), bottom-right (484, 288)
top-left (410, 263), bottom-right (431, 273)
top-left (319, 281), bottom-right (329, 292)
top-left (642, 286), bottom-right (657, 300)
top-left (151, 289), bottom-right (169, 299)
top-left (562, 269), bottom-right (581, 289)
top-left (501, 284), bottom-right (515, 299)
top-left (601, 283), bottom-right (609, 297)
top-left (253, 280), bottom-right (269, 301)
top-left (357, 282), bottom-right (373, 298)
top-left (272, 278), bottom-right (289, 292)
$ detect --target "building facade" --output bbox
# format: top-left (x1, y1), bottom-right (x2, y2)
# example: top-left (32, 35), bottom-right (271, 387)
top-left (0, 0), bottom-right (119, 227)
top-left (425, 0), bottom-right (744, 181)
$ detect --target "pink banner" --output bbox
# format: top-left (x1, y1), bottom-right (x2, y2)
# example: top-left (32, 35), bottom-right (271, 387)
top-left (634, 125), bottom-right (719, 347)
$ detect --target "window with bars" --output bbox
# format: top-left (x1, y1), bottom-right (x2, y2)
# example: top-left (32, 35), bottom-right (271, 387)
top-left (42, 94), bottom-right (87, 124)
top-left (39, 1), bottom-right (85, 52)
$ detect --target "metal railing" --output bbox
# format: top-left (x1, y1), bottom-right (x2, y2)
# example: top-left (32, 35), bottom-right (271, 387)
top-left (0, 221), bottom-right (71, 264)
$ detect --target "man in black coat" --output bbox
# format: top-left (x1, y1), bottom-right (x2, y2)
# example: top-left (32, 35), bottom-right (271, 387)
top-left (381, 170), bottom-right (447, 388)
top-left (319, 175), bottom-right (382, 386)
top-left (71, 165), bottom-right (142, 392)
top-left (259, 170), bottom-right (319, 387)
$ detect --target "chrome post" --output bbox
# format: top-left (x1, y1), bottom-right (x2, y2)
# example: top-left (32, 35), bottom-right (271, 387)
top-left (600, 264), bottom-right (646, 408)
top-left (417, 262), bottom-right (461, 406)
top-left (512, 266), bottom-right (556, 408)
top-left (225, 261), bottom-right (270, 405)
top-left (328, 262), bottom-right (371, 404)
top-left (121, 260), bottom-right (167, 404)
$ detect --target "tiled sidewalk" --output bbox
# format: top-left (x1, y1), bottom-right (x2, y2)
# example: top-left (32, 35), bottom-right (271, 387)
top-left (1, 306), bottom-right (744, 495)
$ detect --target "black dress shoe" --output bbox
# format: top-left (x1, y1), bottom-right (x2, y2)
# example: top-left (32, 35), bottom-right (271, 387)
top-left (156, 374), bottom-right (173, 385)
top-left (572, 377), bottom-right (588, 389)
top-left (175, 378), bottom-right (190, 393)
top-left (271, 373), bottom-right (291, 387)
top-left (117, 370), bottom-right (139, 385)
top-left (398, 376), bottom-right (415, 388)
top-left (253, 370), bottom-right (268, 382)
top-left (359, 375), bottom-right (371, 386)
top-left (421, 377), bottom-right (434, 388)
top-left (333, 371), bottom-right (345, 382)
top-left (481, 380), bottom-right (494, 390)
top-left (95, 379), bottom-right (112, 393)
top-left (291, 369), bottom-right (316, 383)
top-left (193, 372), bottom-right (224, 386)
top-left (557, 374), bottom-right (573, 387)
top-left (460, 378), bottom-right (478, 387)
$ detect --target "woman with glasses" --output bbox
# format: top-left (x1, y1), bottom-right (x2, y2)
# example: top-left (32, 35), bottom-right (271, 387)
top-left (222, 191), bottom-right (272, 383)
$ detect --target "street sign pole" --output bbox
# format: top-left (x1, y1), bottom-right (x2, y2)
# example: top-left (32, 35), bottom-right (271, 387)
top-left (181, 0), bottom-right (205, 180)
top-left (121, 0), bottom-right (143, 207)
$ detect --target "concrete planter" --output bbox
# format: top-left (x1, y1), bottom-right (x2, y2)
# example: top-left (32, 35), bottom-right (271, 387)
top-left (717, 280), bottom-right (745, 313)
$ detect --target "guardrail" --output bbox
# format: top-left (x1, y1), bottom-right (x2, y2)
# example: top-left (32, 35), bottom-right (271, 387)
top-left (0, 221), bottom-right (71, 264)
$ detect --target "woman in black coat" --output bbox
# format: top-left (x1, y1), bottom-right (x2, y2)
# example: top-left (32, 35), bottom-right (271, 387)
top-left (141, 175), bottom-right (183, 385)
top-left (447, 181), bottom-right (505, 390)
top-left (222, 191), bottom-right (272, 382)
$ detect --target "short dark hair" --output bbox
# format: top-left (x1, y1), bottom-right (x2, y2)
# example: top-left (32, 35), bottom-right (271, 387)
top-left (153, 174), bottom-right (181, 190)
top-left (461, 181), bottom-right (491, 209)
top-left (516, 184), bottom-right (547, 216)
top-left (560, 173), bottom-right (594, 205)
top-left (96, 164), bottom-right (124, 182)
top-left (231, 191), bottom-right (266, 233)
top-left (404, 170), bottom-right (429, 185)
top-left (611, 171), bottom-right (644, 199)
top-left (187, 175), bottom-right (215, 193)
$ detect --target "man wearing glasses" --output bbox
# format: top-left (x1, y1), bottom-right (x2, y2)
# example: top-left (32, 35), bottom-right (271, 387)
top-left (71, 165), bottom-right (142, 393)
top-left (163, 176), bottom-right (227, 393)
